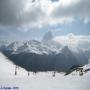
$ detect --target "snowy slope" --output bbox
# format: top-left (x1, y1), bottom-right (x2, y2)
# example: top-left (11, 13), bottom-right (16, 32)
top-left (0, 52), bottom-right (90, 90)
top-left (0, 52), bottom-right (27, 78)
top-left (0, 52), bottom-right (14, 77)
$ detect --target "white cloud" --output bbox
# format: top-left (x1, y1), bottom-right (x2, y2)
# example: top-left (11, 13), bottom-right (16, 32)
top-left (53, 33), bottom-right (90, 50)
top-left (60, 0), bottom-right (79, 6)
top-left (52, 0), bottom-right (90, 23)
top-left (0, 0), bottom-right (46, 28)
top-left (0, 0), bottom-right (90, 30)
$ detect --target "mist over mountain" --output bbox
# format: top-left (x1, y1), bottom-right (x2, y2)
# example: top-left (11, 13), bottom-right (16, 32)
top-left (42, 31), bottom-right (53, 42)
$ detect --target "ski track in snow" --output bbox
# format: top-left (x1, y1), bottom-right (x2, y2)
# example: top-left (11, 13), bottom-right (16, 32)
top-left (0, 52), bottom-right (90, 90)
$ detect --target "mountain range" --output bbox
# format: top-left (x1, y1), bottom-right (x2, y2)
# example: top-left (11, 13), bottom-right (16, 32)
top-left (0, 39), bottom-right (88, 72)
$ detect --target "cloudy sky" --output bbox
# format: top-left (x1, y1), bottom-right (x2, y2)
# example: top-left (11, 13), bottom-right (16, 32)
top-left (0, 0), bottom-right (90, 48)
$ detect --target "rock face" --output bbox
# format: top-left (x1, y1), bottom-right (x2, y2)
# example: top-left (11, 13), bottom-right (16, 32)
top-left (1, 39), bottom-right (89, 72)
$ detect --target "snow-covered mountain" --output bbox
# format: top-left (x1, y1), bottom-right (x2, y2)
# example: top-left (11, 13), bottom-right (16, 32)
top-left (0, 39), bottom-right (61, 55)
top-left (0, 31), bottom-right (62, 55)
top-left (12, 40), bottom-right (61, 55)
top-left (1, 40), bottom-right (88, 72)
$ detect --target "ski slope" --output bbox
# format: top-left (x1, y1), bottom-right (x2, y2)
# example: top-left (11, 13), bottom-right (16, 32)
top-left (0, 52), bottom-right (90, 90)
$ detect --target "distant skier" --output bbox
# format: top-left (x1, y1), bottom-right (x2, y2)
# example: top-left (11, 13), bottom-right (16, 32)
top-left (28, 72), bottom-right (30, 76)
top-left (79, 68), bottom-right (83, 76)
top-left (15, 65), bottom-right (18, 76)
top-left (53, 71), bottom-right (56, 77)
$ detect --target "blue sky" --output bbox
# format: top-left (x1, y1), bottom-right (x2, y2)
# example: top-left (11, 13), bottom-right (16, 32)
top-left (0, 20), bottom-right (90, 41)
top-left (0, 0), bottom-right (90, 41)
